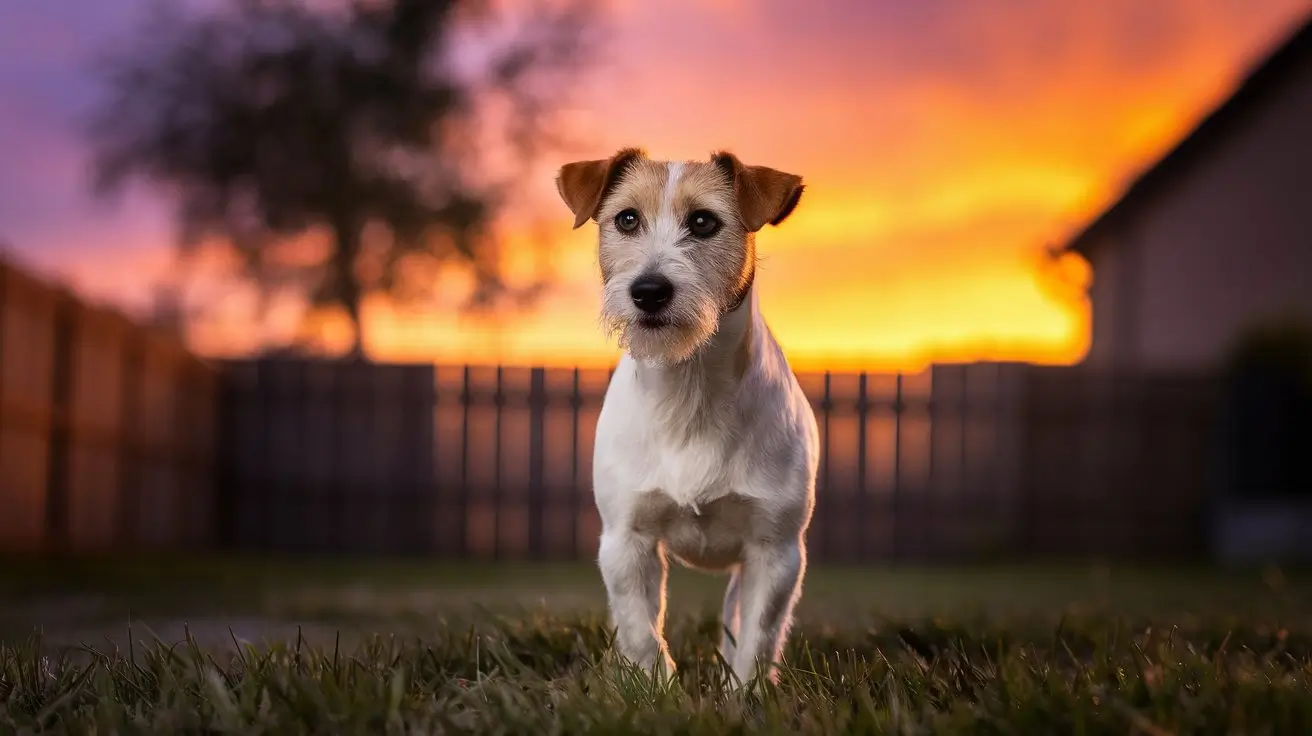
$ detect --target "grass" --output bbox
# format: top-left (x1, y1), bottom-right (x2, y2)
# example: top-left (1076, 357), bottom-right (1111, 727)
top-left (2, 556), bottom-right (1312, 733)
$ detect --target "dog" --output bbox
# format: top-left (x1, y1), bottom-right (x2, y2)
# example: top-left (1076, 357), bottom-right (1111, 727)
top-left (555, 148), bottom-right (820, 685)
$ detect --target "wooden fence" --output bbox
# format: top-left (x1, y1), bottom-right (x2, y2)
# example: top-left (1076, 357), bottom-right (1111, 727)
top-left (0, 260), bottom-right (219, 554)
top-left (218, 358), bottom-right (1223, 563)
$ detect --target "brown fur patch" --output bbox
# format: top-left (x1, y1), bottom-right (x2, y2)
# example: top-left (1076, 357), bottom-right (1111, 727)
top-left (710, 151), bottom-right (805, 232)
top-left (556, 147), bottom-right (646, 229)
top-left (606, 159), bottom-right (670, 222)
top-left (671, 162), bottom-right (735, 219)
top-left (594, 158), bottom-right (669, 282)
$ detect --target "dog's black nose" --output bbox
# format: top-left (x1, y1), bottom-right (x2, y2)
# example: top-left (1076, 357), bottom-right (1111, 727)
top-left (629, 274), bottom-right (674, 314)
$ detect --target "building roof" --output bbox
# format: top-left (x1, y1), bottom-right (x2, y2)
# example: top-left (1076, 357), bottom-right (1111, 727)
top-left (1063, 13), bottom-right (1312, 258)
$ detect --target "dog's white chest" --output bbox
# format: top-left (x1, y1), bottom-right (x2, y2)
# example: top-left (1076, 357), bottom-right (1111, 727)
top-left (643, 432), bottom-right (734, 511)
top-left (593, 363), bottom-right (743, 512)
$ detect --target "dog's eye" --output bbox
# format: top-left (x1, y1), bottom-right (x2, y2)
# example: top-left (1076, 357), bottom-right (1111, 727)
top-left (614, 209), bottom-right (641, 233)
top-left (687, 210), bottom-right (721, 238)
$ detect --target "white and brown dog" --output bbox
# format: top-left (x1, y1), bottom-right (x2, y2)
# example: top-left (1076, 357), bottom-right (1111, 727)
top-left (556, 148), bottom-right (819, 685)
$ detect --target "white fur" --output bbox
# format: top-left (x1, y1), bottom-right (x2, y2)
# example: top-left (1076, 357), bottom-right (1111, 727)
top-left (590, 161), bottom-right (820, 685)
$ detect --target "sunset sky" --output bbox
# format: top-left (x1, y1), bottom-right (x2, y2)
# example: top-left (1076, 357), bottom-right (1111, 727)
top-left (2, 0), bottom-right (1310, 371)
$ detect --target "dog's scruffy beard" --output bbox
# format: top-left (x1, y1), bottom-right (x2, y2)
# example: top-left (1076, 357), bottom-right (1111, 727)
top-left (599, 279), bottom-right (722, 366)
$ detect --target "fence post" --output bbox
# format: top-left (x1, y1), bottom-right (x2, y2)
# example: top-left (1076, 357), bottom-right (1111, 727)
top-left (493, 365), bottom-right (504, 560)
top-left (0, 267), bottom-right (6, 487)
top-left (459, 365), bottom-right (471, 559)
top-left (891, 372), bottom-right (904, 561)
top-left (413, 365), bottom-right (438, 556)
top-left (528, 367), bottom-right (546, 558)
top-left (1017, 366), bottom-right (1037, 557)
top-left (855, 372), bottom-right (868, 561)
top-left (193, 365), bottom-right (210, 549)
top-left (569, 367), bottom-right (582, 560)
top-left (258, 359), bottom-right (277, 552)
top-left (116, 334), bottom-right (143, 548)
top-left (170, 358), bottom-right (191, 549)
top-left (819, 371), bottom-right (832, 561)
top-left (213, 360), bottom-right (237, 549)
top-left (959, 367), bottom-right (969, 499)
top-left (43, 295), bottom-right (76, 552)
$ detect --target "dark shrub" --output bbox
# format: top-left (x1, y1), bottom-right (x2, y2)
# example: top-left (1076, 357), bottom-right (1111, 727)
top-left (1221, 318), bottom-right (1312, 500)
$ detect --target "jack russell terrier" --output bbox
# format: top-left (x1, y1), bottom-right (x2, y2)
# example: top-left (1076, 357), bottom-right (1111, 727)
top-left (556, 148), bottom-right (820, 685)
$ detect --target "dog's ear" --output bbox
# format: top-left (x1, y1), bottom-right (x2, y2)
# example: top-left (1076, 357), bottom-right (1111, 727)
top-left (712, 151), bottom-right (805, 232)
top-left (556, 148), bottom-right (646, 229)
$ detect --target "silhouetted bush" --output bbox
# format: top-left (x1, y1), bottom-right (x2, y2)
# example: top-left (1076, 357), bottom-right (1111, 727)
top-left (1221, 317), bottom-right (1312, 500)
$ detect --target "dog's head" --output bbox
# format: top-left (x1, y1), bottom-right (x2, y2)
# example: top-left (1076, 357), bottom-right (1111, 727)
top-left (555, 148), bottom-right (804, 364)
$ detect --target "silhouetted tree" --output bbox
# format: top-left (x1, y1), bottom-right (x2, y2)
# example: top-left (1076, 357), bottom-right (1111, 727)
top-left (89, 0), bottom-right (597, 357)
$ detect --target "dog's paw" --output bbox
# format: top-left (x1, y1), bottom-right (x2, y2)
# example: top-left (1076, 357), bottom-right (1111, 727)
top-left (652, 651), bottom-right (678, 683)
top-left (608, 645), bottom-right (678, 685)
top-left (729, 659), bottom-right (781, 692)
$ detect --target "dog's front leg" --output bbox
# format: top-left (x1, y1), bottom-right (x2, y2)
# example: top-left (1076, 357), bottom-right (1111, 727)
top-left (731, 540), bottom-right (804, 685)
top-left (598, 529), bottom-right (675, 677)
top-left (719, 566), bottom-right (741, 665)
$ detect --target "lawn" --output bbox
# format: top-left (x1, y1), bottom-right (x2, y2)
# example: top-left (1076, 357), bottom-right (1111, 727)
top-left (2, 556), bottom-right (1311, 733)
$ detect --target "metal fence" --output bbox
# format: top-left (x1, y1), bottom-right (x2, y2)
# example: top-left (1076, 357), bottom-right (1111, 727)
top-left (217, 358), bottom-right (1222, 563)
